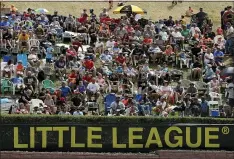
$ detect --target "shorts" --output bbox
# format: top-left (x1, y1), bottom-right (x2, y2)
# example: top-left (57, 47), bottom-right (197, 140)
top-left (229, 98), bottom-right (234, 107)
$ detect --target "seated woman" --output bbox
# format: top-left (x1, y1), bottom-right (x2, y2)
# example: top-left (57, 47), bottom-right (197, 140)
top-left (159, 81), bottom-right (175, 104)
top-left (96, 73), bottom-right (107, 93)
top-left (2, 60), bottom-right (14, 78)
top-left (155, 96), bottom-right (168, 117)
top-left (124, 64), bottom-right (137, 78)
top-left (163, 45), bottom-right (175, 63)
top-left (74, 81), bottom-right (86, 95)
top-left (44, 94), bottom-right (56, 114)
top-left (99, 23), bottom-right (110, 39)
top-left (66, 45), bottom-right (77, 61)
top-left (15, 103), bottom-right (29, 114)
top-left (209, 76), bottom-right (220, 93)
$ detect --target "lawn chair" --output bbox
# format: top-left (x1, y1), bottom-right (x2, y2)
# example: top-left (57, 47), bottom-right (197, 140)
top-left (62, 32), bottom-right (72, 43)
top-left (42, 79), bottom-right (55, 89)
top-left (29, 39), bottom-right (40, 51)
top-left (180, 79), bottom-right (191, 90)
top-left (17, 53), bottom-right (28, 68)
top-left (1, 79), bottom-right (14, 96)
top-left (194, 81), bottom-right (208, 97)
top-left (104, 93), bottom-right (116, 114)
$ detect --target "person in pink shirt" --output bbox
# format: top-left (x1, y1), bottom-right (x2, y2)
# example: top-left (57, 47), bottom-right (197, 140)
top-left (125, 24), bottom-right (134, 33)
top-left (66, 45), bottom-right (77, 60)
top-left (96, 73), bottom-right (107, 92)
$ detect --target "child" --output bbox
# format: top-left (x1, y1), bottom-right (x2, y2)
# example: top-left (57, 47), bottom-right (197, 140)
top-left (46, 44), bottom-right (54, 63)
top-left (16, 61), bottom-right (24, 76)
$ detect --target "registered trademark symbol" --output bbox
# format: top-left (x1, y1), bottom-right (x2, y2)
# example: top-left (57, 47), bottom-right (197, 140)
top-left (222, 126), bottom-right (230, 135)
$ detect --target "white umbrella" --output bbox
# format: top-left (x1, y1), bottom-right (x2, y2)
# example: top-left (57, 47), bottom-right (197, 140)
top-left (35, 8), bottom-right (49, 14)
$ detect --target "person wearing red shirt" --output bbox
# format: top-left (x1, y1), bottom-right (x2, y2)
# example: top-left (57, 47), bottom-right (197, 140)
top-left (68, 70), bottom-right (77, 89)
top-left (83, 57), bottom-right (96, 75)
top-left (116, 52), bottom-right (126, 65)
top-left (143, 34), bottom-right (153, 45)
top-left (72, 38), bottom-right (83, 53)
top-left (122, 33), bottom-right (130, 44)
top-left (66, 45), bottom-right (77, 61)
top-left (82, 72), bottom-right (93, 85)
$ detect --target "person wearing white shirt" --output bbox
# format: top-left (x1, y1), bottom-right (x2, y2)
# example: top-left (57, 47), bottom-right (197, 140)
top-left (106, 38), bottom-right (115, 49)
top-left (172, 29), bottom-right (184, 39)
top-left (189, 24), bottom-right (201, 37)
top-left (87, 79), bottom-right (100, 93)
top-left (73, 109), bottom-right (84, 116)
top-left (204, 48), bottom-right (214, 65)
top-left (159, 29), bottom-right (168, 41)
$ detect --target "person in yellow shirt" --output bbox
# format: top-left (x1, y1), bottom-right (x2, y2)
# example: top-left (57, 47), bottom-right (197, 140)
top-left (18, 30), bottom-right (30, 50)
top-left (180, 15), bottom-right (187, 26)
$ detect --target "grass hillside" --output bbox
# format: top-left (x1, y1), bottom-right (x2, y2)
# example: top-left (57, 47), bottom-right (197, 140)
top-left (4, 1), bottom-right (232, 27)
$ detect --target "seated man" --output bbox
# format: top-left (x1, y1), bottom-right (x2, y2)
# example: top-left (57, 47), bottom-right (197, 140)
top-left (83, 56), bottom-right (96, 75)
top-left (23, 71), bottom-right (38, 92)
top-left (11, 74), bottom-right (25, 90)
top-left (18, 30), bottom-right (30, 50)
top-left (115, 52), bottom-right (126, 65)
top-left (186, 83), bottom-right (198, 98)
top-left (54, 55), bottom-right (66, 80)
top-left (86, 78), bottom-right (100, 100)
top-left (100, 49), bottom-right (112, 64)
top-left (28, 50), bottom-right (40, 67)
top-left (148, 43), bottom-right (163, 62)
top-left (60, 82), bottom-right (72, 98)
top-left (213, 46), bottom-right (224, 66)
top-left (110, 96), bottom-right (125, 115)
top-left (85, 46), bottom-right (96, 61)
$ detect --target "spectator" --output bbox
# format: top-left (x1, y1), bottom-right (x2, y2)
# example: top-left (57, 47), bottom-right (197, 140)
top-left (60, 81), bottom-right (71, 98)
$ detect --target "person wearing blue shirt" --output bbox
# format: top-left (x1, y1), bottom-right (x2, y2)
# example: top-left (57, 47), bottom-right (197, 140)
top-left (200, 97), bottom-right (209, 117)
top-left (0, 17), bottom-right (10, 28)
top-left (60, 82), bottom-right (71, 97)
top-left (11, 74), bottom-right (25, 89)
top-left (100, 50), bottom-right (112, 64)
top-left (213, 47), bottom-right (224, 66)
top-left (46, 44), bottom-right (54, 63)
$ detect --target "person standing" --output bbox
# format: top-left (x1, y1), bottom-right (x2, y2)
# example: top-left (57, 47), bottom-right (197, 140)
top-left (227, 79), bottom-right (234, 117)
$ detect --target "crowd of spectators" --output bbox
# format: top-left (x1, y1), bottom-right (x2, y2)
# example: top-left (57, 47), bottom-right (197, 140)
top-left (1, 4), bottom-right (234, 117)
